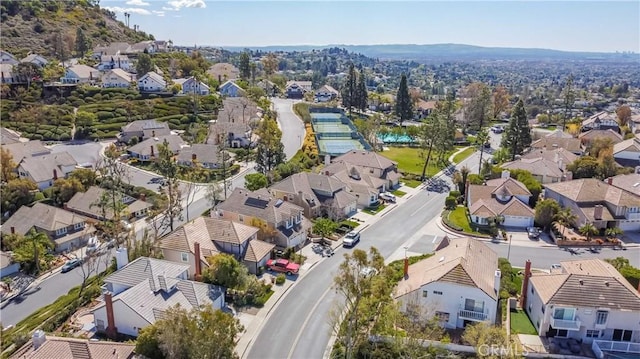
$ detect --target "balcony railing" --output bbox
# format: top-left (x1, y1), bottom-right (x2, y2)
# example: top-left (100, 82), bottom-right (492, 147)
top-left (592, 340), bottom-right (640, 359)
top-left (550, 316), bottom-right (581, 331)
top-left (458, 309), bottom-right (488, 321)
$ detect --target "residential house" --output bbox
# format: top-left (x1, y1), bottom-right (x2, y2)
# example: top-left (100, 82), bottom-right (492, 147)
top-left (530, 133), bottom-right (583, 156)
top-left (415, 99), bottom-right (437, 119)
top-left (524, 258), bottom-right (640, 353)
top-left (137, 71), bottom-right (166, 92)
top-left (181, 76), bottom-right (210, 95)
top-left (501, 157), bottom-right (570, 184)
top-left (215, 188), bottom-right (311, 249)
top-left (582, 112), bottom-right (620, 133)
top-left (330, 150), bottom-right (402, 190)
top-left (466, 171), bottom-right (535, 228)
top-left (1, 251), bottom-right (20, 278)
top-left (153, 40), bottom-right (172, 52)
top-left (0, 50), bottom-right (19, 65)
top-left (0, 64), bottom-right (16, 84)
top-left (128, 41), bottom-right (155, 54)
top-left (579, 129), bottom-right (624, 148)
top-left (158, 217), bottom-right (274, 275)
top-left (522, 148), bottom-right (579, 167)
top-left (454, 129), bottom-right (468, 145)
top-left (613, 134), bottom-right (640, 167)
top-left (285, 81), bottom-right (312, 99)
top-left (92, 43), bottom-right (132, 59)
top-left (394, 237), bottom-right (501, 329)
top-left (2, 140), bottom-right (51, 162)
top-left (207, 63), bottom-right (239, 83)
top-left (257, 79), bottom-right (278, 96)
top-left (607, 173), bottom-right (640, 196)
top-left (20, 54), bottom-right (48, 67)
top-left (9, 331), bottom-right (137, 359)
top-left (66, 186), bottom-right (152, 221)
top-left (219, 80), bottom-right (245, 97)
top-left (269, 172), bottom-right (358, 220)
top-left (0, 203), bottom-right (96, 253)
top-left (17, 152), bottom-right (78, 190)
top-left (118, 119), bottom-right (171, 144)
top-left (177, 144), bottom-right (226, 169)
top-left (0, 127), bottom-right (27, 145)
top-left (544, 178), bottom-right (640, 231)
top-left (60, 64), bottom-right (100, 84)
top-left (315, 84), bottom-right (339, 102)
top-left (209, 122), bottom-right (252, 148)
top-left (92, 253), bottom-right (225, 338)
top-left (127, 135), bottom-right (186, 162)
top-left (628, 114), bottom-right (640, 134)
top-left (101, 68), bottom-right (134, 88)
top-left (98, 54), bottom-right (132, 71)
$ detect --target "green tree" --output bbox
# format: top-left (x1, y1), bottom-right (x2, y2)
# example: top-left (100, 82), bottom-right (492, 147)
top-left (462, 323), bottom-right (509, 358)
top-left (476, 128), bottom-right (490, 175)
top-left (244, 173), bottom-right (268, 191)
top-left (462, 82), bottom-right (492, 132)
top-left (453, 166), bottom-right (471, 195)
top-left (341, 63), bottom-right (357, 118)
top-left (255, 116), bottom-right (286, 177)
top-left (74, 110), bottom-right (96, 138)
top-left (261, 53), bottom-right (278, 78)
top-left (416, 114), bottom-right (443, 181)
top-left (135, 325), bottom-right (164, 359)
top-left (395, 73), bottom-right (413, 126)
top-left (562, 74), bottom-right (575, 130)
top-left (579, 222), bottom-right (599, 241)
top-left (68, 168), bottom-right (97, 189)
top-left (312, 218), bottom-right (338, 242)
top-left (534, 198), bottom-right (561, 231)
top-left (202, 253), bottom-right (249, 290)
top-left (567, 156), bottom-right (599, 179)
top-left (356, 70), bottom-right (368, 112)
top-left (1, 147), bottom-right (17, 183)
top-left (153, 140), bottom-right (182, 232)
top-left (492, 85), bottom-right (510, 120)
top-left (136, 52), bottom-right (153, 75)
top-left (75, 27), bottom-right (91, 57)
top-left (597, 148), bottom-right (618, 179)
top-left (13, 229), bottom-right (53, 274)
top-left (605, 227), bottom-right (623, 240)
top-left (1, 179), bottom-right (37, 216)
top-left (239, 51), bottom-right (251, 80)
top-left (52, 177), bottom-right (84, 205)
top-left (554, 208), bottom-right (578, 239)
top-left (501, 99), bottom-right (531, 160)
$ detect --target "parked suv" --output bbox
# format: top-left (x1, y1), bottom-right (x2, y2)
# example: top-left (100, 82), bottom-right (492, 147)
top-left (266, 258), bottom-right (300, 275)
top-left (527, 227), bottom-right (541, 239)
top-left (379, 192), bottom-right (396, 203)
top-left (343, 231), bottom-right (361, 248)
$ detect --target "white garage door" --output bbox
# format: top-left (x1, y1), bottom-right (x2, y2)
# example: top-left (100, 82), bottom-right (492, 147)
top-left (504, 216), bottom-right (534, 228)
top-left (619, 220), bottom-right (640, 232)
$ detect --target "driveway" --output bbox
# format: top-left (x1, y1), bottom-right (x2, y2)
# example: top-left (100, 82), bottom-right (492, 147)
top-left (271, 98), bottom-right (306, 160)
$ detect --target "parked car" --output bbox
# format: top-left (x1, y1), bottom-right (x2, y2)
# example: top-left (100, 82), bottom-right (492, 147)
top-left (343, 231), bottom-right (361, 248)
top-left (379, 192), bottom-right (397, 203)
top-left (527, 227), bottom-right (541, 239)
top-left (61, 258), bottom-right (82, 273)
top-left (266, 258), bottom-right (300, 275)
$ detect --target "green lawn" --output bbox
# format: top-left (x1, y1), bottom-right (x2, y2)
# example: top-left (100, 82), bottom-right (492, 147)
top-left (402, 178), bottom-right (422, 188)
top-left (363, 203), bottom-right (387, 215)
top-left (446, 206), bottom-right (484, 236)
top-left (452, 147), bottom-right (476, 164)
top-left (391, 189), bottom-right (407, 197)
top-left (510, 309), bottom-right (537, 335)
top-left (381, 147), bottom-right (446, 177)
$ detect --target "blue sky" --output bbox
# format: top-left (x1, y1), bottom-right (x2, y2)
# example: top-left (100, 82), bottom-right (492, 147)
top-left (102, 1), bottom-right (640, 52)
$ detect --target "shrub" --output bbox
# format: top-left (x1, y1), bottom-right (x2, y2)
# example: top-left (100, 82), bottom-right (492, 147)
top-left (445, 196), bottom-right (457, 210)
top-left (275, 273), bottom-right (286, 285)
top-left (449, 190), bottom-right (461, 198)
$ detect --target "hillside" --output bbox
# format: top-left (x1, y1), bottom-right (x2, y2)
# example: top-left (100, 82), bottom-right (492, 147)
top-left (0, 0), bottom-right (153, 59)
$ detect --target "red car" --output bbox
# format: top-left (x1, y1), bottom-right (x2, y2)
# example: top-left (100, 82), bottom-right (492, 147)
top-left (266, 258), bottom-right (300, 275)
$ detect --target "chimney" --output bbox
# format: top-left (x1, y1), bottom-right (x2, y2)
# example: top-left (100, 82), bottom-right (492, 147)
top-left (501, 170), bottom-right (510, 179)
top-left (607, 177), bottom-right (613, 185)
top-left (192, 153), bottom-right (197, 161)
top-left (520, 260), bottom-right (532, 308)
top-left (558, 159), bottom-right (564, 171)
top-left (63, 202), bottom-right (68, 210)
top-left (53, 168), bottom-right (58, 180)
top-left (465, 180), bottom-right (470, 198)
top-left (594, 205), bottom-right (603, 220)
top-left (104, 292), bottom-right (118, 339)
top-left (139, 193), bottom-right (146, 202)
top-left (325, 170), bottom-right (330, 176)
top-left (194, 242), bottom-right (202, 281)
top-left (10, 226), bottom-right (15, 234)
top-left (115, 247), bottom-right (129, 270)
top-left (565, 171), bottom-right (573, 181)
top-left (403, 257), bottom-right (409, 279)
top-left (150, 145), bottom-right (155, 157)
top-left (152, 130), bottom-right (156, 137)
top-left (32, 330), bottom-right (46, 350)
top-left (324, 154), bottom-right (331, 166)
top-left (494, 269), bottom-right (501, 295)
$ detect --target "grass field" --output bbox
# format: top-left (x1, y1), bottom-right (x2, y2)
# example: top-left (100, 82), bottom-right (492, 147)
top-left (452, 147), bottom-right (476, 164)
top-left (402, 178), bottom-right (422, 188)
top-left (392, 189), bottom-right (407, 197)
top-left (510, 309), bottom-right (537, 335)
top-left (381, 147), bottom-right (445, 177)
top-left (447, 206), bottom-right (484, 236)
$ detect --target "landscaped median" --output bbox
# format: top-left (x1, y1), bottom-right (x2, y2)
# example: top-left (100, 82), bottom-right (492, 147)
top-left (441, 206), bottom-right (491, 238)
top-left (451, 147), bottom-right (475, 164)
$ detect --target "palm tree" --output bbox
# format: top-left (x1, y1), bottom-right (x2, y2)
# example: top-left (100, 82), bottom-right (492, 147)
top-left (579, 222), bottom-right (599, 242)
top-left (554, 208), bottom-right (577, 239)
top-left (15, 229), bottom-right (53, 274)
top-left (605, 227), bottom-right (623, 241)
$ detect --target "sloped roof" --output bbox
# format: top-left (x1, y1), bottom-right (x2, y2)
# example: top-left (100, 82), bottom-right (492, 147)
top-left (67, 186), bottom-right (151, 220)
top-left (332, 150), bottom-right (396, 171)
top-left (207, 62), bottom-right (239, 80)
top-left (529, 258), bottom-right (640, 311)
top-left (0, 127), bottom-right (22, 145)
top-left (531, 136), bottom-right (582, 153)
top-left (582, 111), bottom-right (618, 127)
top-left (9, 336), bottom-right (136, 359)
top-left (1, 203), bottom-right (89, 235)
top-left (102, 68), bottom-right (133, 82)
top-left (128, 135), bottom-right (186, 157)
top-left (18, 152), bottom-right (77, 182)
top-left (216, 188), bottom-right (304, 225)
top-left (486, 177), bottom-right (532, 197)
top-left (138, 71), bottom-right (166, 86)
top-left (501, 158), bottom-right (564, 178)
top-left (545, 178), bottom-right (640, 207)
top-left (394, 237), bottom-right (499, 300)
top-left (177, 144), bottom-right (221, 164)
top-left (578, 129), bottom-right (623, 144)
top-left (244, 240), bottom-right (275, 263)
top-left (469, 196), bottom-right (534, 217)
top-left (545, 129), bottom-right (575, 139)
top-left (269, 172), bottom-right (347, 208)
top-left (66, 64), bottom-right (99, 79)
top-left (522, 148), bottom-right (579, 165)
top-left (2, 140), bottom-right (50, 161)
top-left (121, 119), bottom-right (170, 133)
top-left (613, 135), bottom-right (640, 154)
top-left (326, 162), bottom-right (388, 191)
top-left (608, 173), bottom-right (640, 196)
top-left (104, 256), bottom-right (190, 289)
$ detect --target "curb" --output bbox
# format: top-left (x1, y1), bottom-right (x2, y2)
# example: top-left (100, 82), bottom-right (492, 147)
top-left (1, 267), bottom-right (63, 306)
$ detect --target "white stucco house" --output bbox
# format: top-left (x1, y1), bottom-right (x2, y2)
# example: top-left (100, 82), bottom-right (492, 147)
top-left (17, 152), bottom-right (78, 190)
top-left (60, 64), bottom-right (100, 84)
top-left (219, 80), bottom-right (245, 97)
top-left (98, 54), bottom-right (132, 71)
top-left (523, 258), bottom-right (640, 358)
top-left (394, 237), bottom-right (501, 329)
top-left (181, 76), bottom-right (210, 95)
top-left (101, 68), bottom-right (134, 88)
top-left (21, 53), bottom-right (48, 67)
top-left (613, 134), bottom-right (640, 168)
top-left (137, 71), bottom-right (166, 92)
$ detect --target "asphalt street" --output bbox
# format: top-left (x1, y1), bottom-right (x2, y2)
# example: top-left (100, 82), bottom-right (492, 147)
top-left (271, 98), bottom-right (306, 160)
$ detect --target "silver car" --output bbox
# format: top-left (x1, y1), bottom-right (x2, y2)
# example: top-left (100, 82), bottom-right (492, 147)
top-left (343, 231), bottom-right (361, 247)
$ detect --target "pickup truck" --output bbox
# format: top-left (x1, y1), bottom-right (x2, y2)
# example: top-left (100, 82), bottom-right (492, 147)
top-left (266, 258), bottom-right (300, 275)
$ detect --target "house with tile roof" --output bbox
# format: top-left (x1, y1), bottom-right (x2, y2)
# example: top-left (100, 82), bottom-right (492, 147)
top-left (158, 217), bottom-right (274, 275)
top-left (523, 258), bottom-right (640, 352)
top-left (582, 111), bottom-right (620, 133)
top-left (66, 186), bottom-right (151, 221)
top-left (329, 149), bottom-right (402, 189)
top-left (315, 84), bottom-right (339, 102)
top-left (10, 331), bottom-right (137, 359)
top-left (522, 148), bottom-right (579, 166)
top-left (1, 140), bottom-right (50, 161)
top-left (613, 134), bottom-right (640, 167)
top-left (394, 237), bottom-right (501, 329)
top-left (127, 135), bottom-right (186, 162)
top-left (102, 68), bottom-right (134, 88)
top-left (177, 144), bottom-right (227, 169)
top-left (207, 62), bottom-right (240, 82)
top-left (530, 133), bottom-right (583, 156)
top-left (215, 188), bottom-right (311, 249)
top-left (98, 54), bottom-right (132, 71)
top-left (501, 157), bottom-right (569, 184)
top-left (17, 152), bottom-right (78, 190)
top-left (118, 119), bottom-right (171, 144)
top-left (322, 162), bottom-right (387, 208)
top-left (544, 178), bottom-right (640, 231)
top-left (93, 255), bottom-right (225, 338)
top-left (607, 173), bottom-right (640, 196)
top-left (0, 203), bottom-right (96, 253)
top-left (137, 71), bottom-right (166, 92)
top-left (466, 171), bottom-right (535, 228)
top-left (578, 129), bottom-right (624, 148)
top-left (269, 172), bottom-right (358, 220)
top-left (61, 64), bottom-right (100, 84)
top-left (285, 81), bottom-right (312, 99)
top-left (219, 80), bottom-right (245, 97)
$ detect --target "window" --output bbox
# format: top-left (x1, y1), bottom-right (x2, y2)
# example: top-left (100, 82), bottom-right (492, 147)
top-left (56, 227), bottom-right (68, 236)
top-left (464, 299), bottom-right (484, 312)
top-left (286, 219), bottom-right (292, 228)
top-left (296, 213), bottom-right (301, 223)
top-left (595, 311), bottom-right (608, 325)
top-left (586, 330), bottom-right (600, 338)
top-left (435, 312), bottom-right (450, 322)
top-left (74, 222), bottom-right (84, 230)
top-left (238, 215), bottom-right (244, 223)
top-left (553, 308), bottom-right (575, 321)
top-left (181, 252), bottom-right (189, 262)
top-left (541, 306), bottom-right (545, 314)
top-left (422, 290), bottom-right (428, 298)
top-left (612, 329), bottom-right (633, 342)
top-left (433, 291), bottom-right (443, 295)
top-left (96, 319), bottom-right (105, 330)
top-left (531, 287), bottom-right (534, 294)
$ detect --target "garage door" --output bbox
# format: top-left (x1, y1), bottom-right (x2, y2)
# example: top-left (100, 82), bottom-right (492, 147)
top-left (619, 220), bottom-right (640, 232)
top-left (504, 216), bottom-right (533, 228)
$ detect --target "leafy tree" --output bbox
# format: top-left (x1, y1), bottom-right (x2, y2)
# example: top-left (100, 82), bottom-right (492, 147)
top-left (605, 257), bottom-right (640, 289)
top-left (261, 52), bottom-right (278, 78)
top-left (1, 179), bottom-right (37, 215)
top-left (579, 222), bottom-right (599, 241)
top-left (534, 198), bottom-right (561, 231)
top-left (395, 74), bottom-right (413, 126)
top-left (74, 110), bottom-right (97, 138)
top-left (356, 70), bottom-right (368, 112)
top-left (13, 229), bottom-right (53, 274)
top-left (416, 114), bottom-right (444, 181)
top-left (75, 27), bottom-right (91, 57)
top-left (244, 173), bottom-right (268, 191)
top-left (476, 128), bottom-right (490, 175)
top-left (202, 253), bottom-right (249, 290)
top-left (51, 177), bottom-right (84, 205)
top-left (597, 148), bottom-right (618, 179)
top-left (616, 105), bottom-right (632, 127)
top-left (462, 82), bottom-right (492, 132)
top-left (605, 227), bottom-right (623, 240)
top-left (501, 99), bottom-right (531, 160)
top-left (554, 208), bottom-right (578, 238)
top-left (68, 168), bottom-right (97, 189)
top-left (452, 166), bottom-right (471, 195)
top-left (1, 147), bottom-right (17, 183)
top-left (239, 51), bottom-right (251, 80)
top-left (312, 218), bottom-right (338, 242)
top-left (154, 140), bottom-right (182, 232)
top-left (562, 74), bottom-right (575, 130)
top-left (14, 63), bottom-right (41, 88)
top-left (135, 325), bottom-right (164, 359)
top-left (136, 52), bottom-right (153, 75)
top-left (587, 137), bottom-right (613, 158)
top-left (341, 63), bottom-right (357, 118)
top-left (492, 85), bottom-right (510, 120)
top-left (462, 323), bottom-right (509, 358)
top-left (255, 116), bottom-right (286, 177)
top-left (567, 156), bottom-right (599, 179)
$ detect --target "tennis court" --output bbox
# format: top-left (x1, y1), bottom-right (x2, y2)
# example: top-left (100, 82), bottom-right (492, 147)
top-left (318, 138), bottom-right (365, 156)
top-left (310, 113), bottom-right (342, 121)
top-left (313, 122), bottom-right (352, 134)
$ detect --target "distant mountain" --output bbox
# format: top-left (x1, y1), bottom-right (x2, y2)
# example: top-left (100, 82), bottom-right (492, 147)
top-left (0, 0), bottom-right (153, 59)
top-left (220, 43), bottom-right (638, 61)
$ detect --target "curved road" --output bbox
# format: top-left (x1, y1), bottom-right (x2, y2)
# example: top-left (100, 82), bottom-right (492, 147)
top-left (246, 151), bottom-right (640, 359)
top-left (272, 98), bottom-right (306, 161)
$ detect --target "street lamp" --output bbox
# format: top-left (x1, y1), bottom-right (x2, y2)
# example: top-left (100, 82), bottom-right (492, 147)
top-left (403, 246), bottom-right (409, 258)
top-left (507, 234), bottom-right (513, 262)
